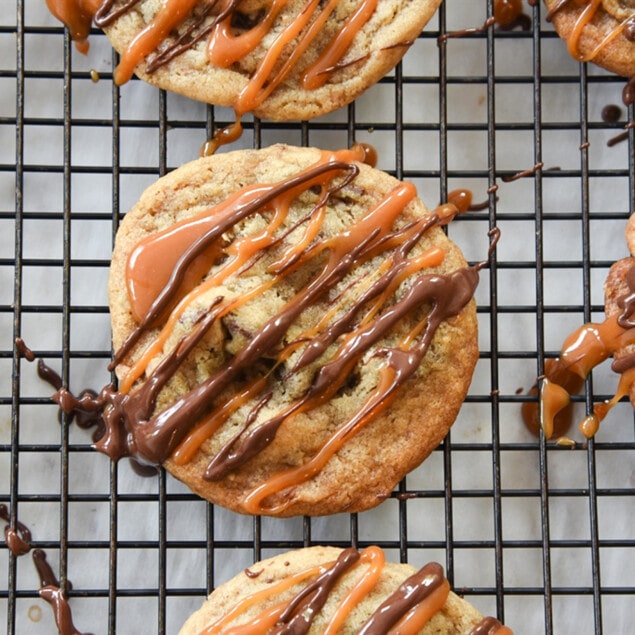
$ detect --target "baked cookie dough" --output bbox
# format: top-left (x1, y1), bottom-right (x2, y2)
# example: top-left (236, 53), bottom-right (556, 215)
top-left (179, 545), bottom-right (512, 634)
top-left (105, 144), bottom-right (480, 517)
top-left (544, 0), bottom-right (635, 77)
top-left (52, 0), bottom-right (443, 121)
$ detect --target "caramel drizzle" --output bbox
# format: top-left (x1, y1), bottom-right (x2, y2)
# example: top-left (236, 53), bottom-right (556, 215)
top-left (200, 546), bottom-right (512, 634)
top-left (547, 0), bottom-right (635, 63)
top-left (468, 616), bottom-right (514, 635)
top-left (527, 263), bottom-right (635, 440)
top-left (48, 1), bottom-right (382, 96)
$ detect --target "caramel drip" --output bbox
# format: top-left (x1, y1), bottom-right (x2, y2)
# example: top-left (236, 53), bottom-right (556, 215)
top-left (231, 0), bottom-right (326, 116)
top-left (526, 265), bottom-right (635, 439)
top-left (494, 0), bottom-right (522, 27)
top-left (579, 14), bottom-right (633, 61)
top-left (45, 0), bottom-right (100, 52)
top-left (468, 616), bottom-right (514, 635)
top-left (221, 604), bottom-right (287, 635)
top-left (522, 358), bottom-right (584, 438)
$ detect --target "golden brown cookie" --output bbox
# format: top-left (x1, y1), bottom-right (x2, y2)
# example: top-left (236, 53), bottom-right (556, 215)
top-left (544, 0), bottom-right (635, 78)
top-left (178, 545), bottom-right (510, 635)
top-left (68, 0), bottom-right (444, 121)
top-left (105, 144), bottom-right (480, 517)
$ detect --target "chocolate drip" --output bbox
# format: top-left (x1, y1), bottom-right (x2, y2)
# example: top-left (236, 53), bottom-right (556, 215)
top-left (438, 16), bottom-right (496, 44)
top-left (501, 162), bottom-right (544, 182)
top-left (37, 358), bottom-right (63, 391)
top-left (34, 550), bottom-right (91, 635)
top-left (602, 104), bottom-right (622, 123)
top-left (0, 503), bottom-right (32, 556)
top-left (0, 507), bottom-right (92, 635)
top-left (358, 562), bottom-right (444, 634)
top-left (269, 548), bottom-right (360, 635)
top-left (15, 337), bottom-right (35, 361)
top-left (33, 548), bottom-right (61, 588)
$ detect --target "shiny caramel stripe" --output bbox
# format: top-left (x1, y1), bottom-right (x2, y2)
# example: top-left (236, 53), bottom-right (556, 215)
top-left (114, 0), bottom-right (200, 85)
top-left (548, 0), bottom-right (635, 62)
top-left (200, 563), bottom-right (329, 634)
top-left (303, 0), bottom-right (378, 90)
top-left (578, 14), bottom-right (634, 60)
top-left (468, 616), bottom-right (514, 635)
top-left (232, 0), bottom-right (326, 116)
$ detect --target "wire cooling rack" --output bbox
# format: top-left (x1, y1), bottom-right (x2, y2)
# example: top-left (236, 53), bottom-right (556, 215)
top-left (1, 1), bottom-right (634, 633)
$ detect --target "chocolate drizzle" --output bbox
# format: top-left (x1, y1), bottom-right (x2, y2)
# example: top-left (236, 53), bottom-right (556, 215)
top-left (358, 562), bottom-right (444, 634)
top-left (270, 548), bottom-right (360, 634)
top-left (468, 615), bottom-right (508, 635)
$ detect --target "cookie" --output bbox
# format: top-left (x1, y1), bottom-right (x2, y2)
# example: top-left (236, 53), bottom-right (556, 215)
top-left (53, 0), bottom-right (443, 121)
top-left (101, 144), bottom-right (480, 517)
top-left (179, 545), bottom-right (511, 634)
top-left (544, 0), bottom-right (635, 78)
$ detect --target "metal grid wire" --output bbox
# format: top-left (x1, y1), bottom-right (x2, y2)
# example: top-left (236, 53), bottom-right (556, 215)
top-left (1, 1), bottom-right (634, 633)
